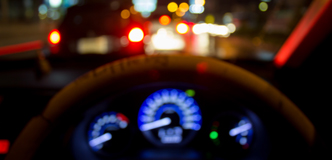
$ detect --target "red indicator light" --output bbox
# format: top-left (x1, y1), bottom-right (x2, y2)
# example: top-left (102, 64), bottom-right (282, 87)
top-left (48, 29), bottom-right (61, 45)
top-left (0, 139), bottom-right (10, 154)
top-left (116, 113), bottom-right (129, 123)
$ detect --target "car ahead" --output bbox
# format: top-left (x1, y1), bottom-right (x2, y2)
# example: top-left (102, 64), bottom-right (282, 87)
top-left (48, 1), bottom-right (146, 58)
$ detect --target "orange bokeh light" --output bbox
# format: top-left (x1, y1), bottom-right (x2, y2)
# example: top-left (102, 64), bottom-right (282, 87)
top-left (159, 15), bottom-right (171, 25)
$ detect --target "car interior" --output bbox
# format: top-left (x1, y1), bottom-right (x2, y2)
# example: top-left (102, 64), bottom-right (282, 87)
top-left (0, 0), bottom-right (331, 159)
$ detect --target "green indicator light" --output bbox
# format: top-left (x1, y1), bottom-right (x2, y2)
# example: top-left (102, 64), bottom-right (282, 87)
top-left (210, 131), bottom-right (218, 139)
top-left (185, 89), bottom-right (195, 97)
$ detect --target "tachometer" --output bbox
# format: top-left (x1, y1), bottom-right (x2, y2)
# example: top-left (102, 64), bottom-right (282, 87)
top-left (138, 88), bottom-right (202, 147)
top-left (87, 112), bottom-right (131, 155)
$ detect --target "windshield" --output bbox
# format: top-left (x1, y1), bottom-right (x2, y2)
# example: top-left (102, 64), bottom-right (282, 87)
top-left (0, 0), bottom-right (312, 61)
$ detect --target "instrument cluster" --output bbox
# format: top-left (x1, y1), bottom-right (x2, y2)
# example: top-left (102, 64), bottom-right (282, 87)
top-left (70, 84), bottom-right (270, 160)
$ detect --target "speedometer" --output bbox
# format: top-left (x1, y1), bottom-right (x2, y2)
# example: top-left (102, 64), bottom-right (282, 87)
top-left (138, 88), bottom-right (202, 147)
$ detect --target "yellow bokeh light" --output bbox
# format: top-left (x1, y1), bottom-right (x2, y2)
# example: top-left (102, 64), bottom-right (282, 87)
top-left (176, 9), bottom-right (185, 17)
top-left (130, 6), bottom-right (138, 14)
top-left (259, 2), bottom-right (268, 12)
top-left (168, 2), bottom-right (178, 12)
top-left (195, 0), bottom-right (205, 6)
top-left (205, 14), bottom-right (215, 24)
top-left (121, 9), bottom-right (130, 19)
top-left (179, 2), bottom-right (189, 12)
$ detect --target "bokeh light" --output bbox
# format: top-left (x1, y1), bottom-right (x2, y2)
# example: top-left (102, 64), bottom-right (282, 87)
top-left (210, 131), bottom-right (218, 139)
top-left (175, 9), bottom-right (186, 17)
top-left (0, 139), bottom-right (10, 154)
top-left (121, 9), bottom-right (130, 19)
top-left (192, 23), bottom-right (209, 35)
top-left (151, 28), bottom-right (185, 51)
top-left (192, 24), bottom-right (200, 34)
top-left (223, 12), bottom-right (233, 24)
top-left (52, 10), bottom-right (60, 20)
top-left (205, 14), bottom-right (215, 24)
top-left (179, 2), bottom-right (189, 12)
top-left (133, 0), bottom-right (157, 13)
top-left (176, 23), bottom-right (189, 34)
top-left (49, 29), bottom-right (61, 45)
top-left (193, 23), bottom-right (234, 37)
top-left (159, 15), bottom-right (171, 25)
top-left (259, 2), bottom-right (268, 12)
top-left (226, 23), bottom-right (236, 33)
top-left (195, 0), bottom-right (205, 6)
top-left (130, 6), bottom-right (138, 14)
top-left (141, 12), bottom-right (151, 18)
top-left (189, 4), bottom-right (204, 14)
top-left (167, 2), bottom-right (178, 12)
top-left (120, 36), bottom-right (129, 47)
top-left (38, 4), bottom-right (48, 15)
top-left (128, 28), bottom-right (144, 42)
top-left (49, 0), bottom-right (62, 8)
top-left (210, 25), bottom-right (229, 36)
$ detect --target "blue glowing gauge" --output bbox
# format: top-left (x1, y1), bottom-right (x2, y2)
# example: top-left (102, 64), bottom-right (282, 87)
top-left (88, 112), bottom-right (131, 155)
top-left (138, 89), bottom-right (202, 146)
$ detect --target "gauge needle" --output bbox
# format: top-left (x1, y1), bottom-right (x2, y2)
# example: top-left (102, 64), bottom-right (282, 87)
top-left (229, 123), bottom-right (252, 137)
top-left (89, 133), bottom-right (112, 147)
top-left (140, 117), bottom-right (171, 131)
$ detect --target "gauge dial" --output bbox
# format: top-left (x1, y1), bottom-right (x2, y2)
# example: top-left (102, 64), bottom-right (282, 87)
top-left (138, 88), bottom-right (202, 147)
top-left (88, 112), bottom-right (131, 155)
top-left (210, 113), bottom-right (254, 157)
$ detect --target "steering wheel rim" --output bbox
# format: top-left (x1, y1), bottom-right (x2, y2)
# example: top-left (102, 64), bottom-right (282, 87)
top-left (5, 55), bottom-right (316, 159)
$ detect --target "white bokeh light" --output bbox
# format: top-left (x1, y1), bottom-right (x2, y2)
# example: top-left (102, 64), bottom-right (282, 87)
top-left (49, 0), bottom-right (62, 8)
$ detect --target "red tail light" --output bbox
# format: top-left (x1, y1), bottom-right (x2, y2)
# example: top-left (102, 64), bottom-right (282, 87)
top-left (48, 29), bottom-right (61, 45)
top-left (128, 27), bottom-right (144, 42)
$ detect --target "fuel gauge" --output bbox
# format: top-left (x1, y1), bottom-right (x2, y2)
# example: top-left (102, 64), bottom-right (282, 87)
top-left (87, 112), bottom-right (132, 156)
top-left (209, 112), bottom-right (254, 158)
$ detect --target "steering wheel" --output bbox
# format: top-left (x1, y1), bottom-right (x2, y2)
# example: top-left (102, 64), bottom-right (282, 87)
top-left (5, 55), bottom-right (316, 159)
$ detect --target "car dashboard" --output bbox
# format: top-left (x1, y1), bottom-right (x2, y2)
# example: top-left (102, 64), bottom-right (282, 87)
top-left (70, 83), bottom-right (270, 160)
top-left (31, 80), bottom-right (310, 160)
